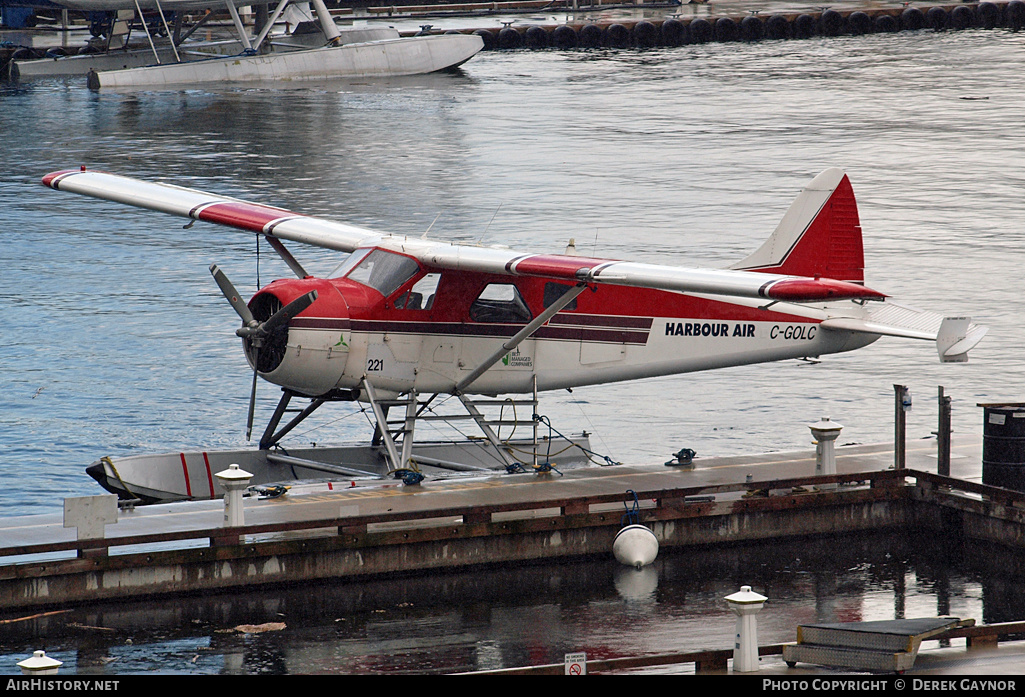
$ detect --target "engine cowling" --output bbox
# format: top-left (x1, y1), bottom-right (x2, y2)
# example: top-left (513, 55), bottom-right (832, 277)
top-left (245, 278), bottom-right (351, 396)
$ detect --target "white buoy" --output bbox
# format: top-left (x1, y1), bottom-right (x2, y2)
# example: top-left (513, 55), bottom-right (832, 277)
top-left (725, 585), bottom-right (767, 673)
top-left (612, 524), bottom-right (659, 568)
top-left (17, 650), bottom-right (62, 675)
top-left (215, 464), bottom-right (254, 528)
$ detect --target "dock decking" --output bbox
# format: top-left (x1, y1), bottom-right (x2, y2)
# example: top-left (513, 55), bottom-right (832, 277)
top-left (7, 432), bottom-right (1025, 613)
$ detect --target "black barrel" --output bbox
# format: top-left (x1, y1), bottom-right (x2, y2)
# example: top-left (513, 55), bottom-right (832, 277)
top-left (982, 404), bottom-right (1025, 491)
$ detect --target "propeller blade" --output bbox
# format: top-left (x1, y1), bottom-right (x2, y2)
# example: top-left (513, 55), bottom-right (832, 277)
top-left (259, 290), bottom-right (318, 336)
top-left (209, 263), bottom-right (256, 326)
top-left (246, 359), bottom-right (259, 441)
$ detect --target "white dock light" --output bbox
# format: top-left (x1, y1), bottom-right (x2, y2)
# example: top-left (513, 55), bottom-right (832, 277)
top-left (17, 650), bottom-right (62, 675)
top-left (725, 585), bottom-right (767, 673)
top-left (612, 524), bottom-right (659, 569)
top-left (809, 417), bottom-right (843, 485)
top-left (215, 464), bottom-right (254, 527)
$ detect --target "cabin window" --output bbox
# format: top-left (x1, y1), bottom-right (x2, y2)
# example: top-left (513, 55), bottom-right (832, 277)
top-left (394, 273), bottom-right (441, 310)
top-left (543, 282), bottom-right (578, 311)
top-left (470, 283), bottom-right (532, 323)
top-left (334, 249), bottom-right (420, 297)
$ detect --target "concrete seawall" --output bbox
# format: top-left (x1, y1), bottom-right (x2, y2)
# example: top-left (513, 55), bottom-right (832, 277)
top-left (448, 2), bottom-right (1025, 49)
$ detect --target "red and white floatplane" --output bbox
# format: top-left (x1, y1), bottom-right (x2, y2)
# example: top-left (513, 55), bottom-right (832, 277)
top-left (42, 167), bottom-right (986, 502)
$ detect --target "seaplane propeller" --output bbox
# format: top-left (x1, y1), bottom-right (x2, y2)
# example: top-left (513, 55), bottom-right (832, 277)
top-left (209, 263), bottom-right (318, 440)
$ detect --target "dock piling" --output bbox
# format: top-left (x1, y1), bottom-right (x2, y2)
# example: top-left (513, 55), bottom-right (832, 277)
top-left (895, 385), bottom-right (911, 470)
top-left (938, 387), bottom-right (952, 476)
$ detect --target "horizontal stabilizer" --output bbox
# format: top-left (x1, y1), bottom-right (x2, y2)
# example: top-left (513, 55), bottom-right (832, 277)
top-left (820, 302), bottom-right (987, 362)
top-left (937, 317), bottom-right (988, 363)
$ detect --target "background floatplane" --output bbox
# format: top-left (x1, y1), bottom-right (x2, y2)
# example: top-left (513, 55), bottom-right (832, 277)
top-left (10, 0), bottom-right (483, 86)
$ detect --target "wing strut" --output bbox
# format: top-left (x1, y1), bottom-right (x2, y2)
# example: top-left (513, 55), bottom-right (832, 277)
top-left (264, 235), bottom-right (309, 278)
top-left (454, 283), bottom-right (588, 395)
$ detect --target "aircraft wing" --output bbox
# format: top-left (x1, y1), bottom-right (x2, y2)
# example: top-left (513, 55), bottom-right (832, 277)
top-left (43, 168), bottom-right (380, 253)
top-left (42, 168), bottom-right (884, 304)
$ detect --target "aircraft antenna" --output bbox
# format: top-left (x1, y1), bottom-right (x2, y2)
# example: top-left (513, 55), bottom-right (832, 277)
top-left (478, 203), bottom-right (503, 245)
top-left (422, 212), bottom-right (442, 239)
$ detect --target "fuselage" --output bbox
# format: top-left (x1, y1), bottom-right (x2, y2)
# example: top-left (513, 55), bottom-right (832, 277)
top-left (246, 247), bottom-right (878, 398)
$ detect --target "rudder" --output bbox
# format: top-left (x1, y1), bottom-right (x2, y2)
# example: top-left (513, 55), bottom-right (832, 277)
top-left (731, 168), bottom-right (865, 284)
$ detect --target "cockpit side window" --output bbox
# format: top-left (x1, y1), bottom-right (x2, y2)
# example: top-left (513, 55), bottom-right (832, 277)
top-left (394, 273), bottom-right (441, 310)
top-left (470, 283), bottom-right (532, 323)
top-left (331, 249), bottom-right (420, 298)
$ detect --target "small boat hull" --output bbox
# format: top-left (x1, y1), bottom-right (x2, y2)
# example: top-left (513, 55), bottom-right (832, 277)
top-left (87, 434), bottom-right (593, 503)
top-left (88, 33), bottom-right (484, 89)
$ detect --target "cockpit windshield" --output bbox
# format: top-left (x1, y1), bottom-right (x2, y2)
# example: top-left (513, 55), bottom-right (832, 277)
top-left (327, 248), bottom-right (420, 297)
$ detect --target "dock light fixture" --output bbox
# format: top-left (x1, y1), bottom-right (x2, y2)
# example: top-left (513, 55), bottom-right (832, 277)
top-left (17, 650), bottom-right (62, 675)
top-left (216, 464), bottom-right (254, 528)
top-left (725, 586), bottom-right (767, 673)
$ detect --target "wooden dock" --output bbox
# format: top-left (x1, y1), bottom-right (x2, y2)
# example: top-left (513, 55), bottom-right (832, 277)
top-left (7, 432), bottom-right (1025, 613)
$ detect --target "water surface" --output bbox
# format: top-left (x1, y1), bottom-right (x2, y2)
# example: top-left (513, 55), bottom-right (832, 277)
top-left (2, 26), bottom-right (1024, 673)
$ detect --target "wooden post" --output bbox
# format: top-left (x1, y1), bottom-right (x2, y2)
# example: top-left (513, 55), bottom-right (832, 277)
top-left (938, 386), bottom-right (952, 476)
top-left (894, 384), bottom-right (908, 470)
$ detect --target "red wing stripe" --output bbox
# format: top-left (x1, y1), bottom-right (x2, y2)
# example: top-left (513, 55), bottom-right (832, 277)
top-left (766, 278), bottom-right (885, 301)
top-left (587, 261), bottom-right (621, 278)
top-left (188, 200), bottom-right (221, 217)
top-left (42, 170), bottom-right (81, 189)
top-left (509, 255), bottom-right (609, 279)
top-left (266, 215), bottom-right (305, 235)
top-left (504, 255), bottom-right (533, 274)
top-left (196, 202), bottom-right (297, 234)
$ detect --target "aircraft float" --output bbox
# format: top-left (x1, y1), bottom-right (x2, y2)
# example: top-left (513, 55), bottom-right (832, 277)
top-left (42, 167), bottom-right (987, 502)
top-left (10, 0), bottom-right (482, 84)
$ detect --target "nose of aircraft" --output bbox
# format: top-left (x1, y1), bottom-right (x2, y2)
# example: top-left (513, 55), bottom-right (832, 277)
top-left (242, 277), bottom-right (352, 397)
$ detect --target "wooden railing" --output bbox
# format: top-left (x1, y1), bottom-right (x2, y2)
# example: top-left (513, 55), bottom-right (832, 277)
top-left (2, 467), bottom-right (1021, 565)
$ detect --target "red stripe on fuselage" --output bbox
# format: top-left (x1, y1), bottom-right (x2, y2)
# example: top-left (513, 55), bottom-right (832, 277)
top-left (549, 314), bottom-right (653, 330)
top-left (296, 317), bottom-right (652, 345)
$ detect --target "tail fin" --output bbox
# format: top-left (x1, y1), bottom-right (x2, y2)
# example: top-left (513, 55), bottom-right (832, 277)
top-left (731, 168), bottom-right (865, 284)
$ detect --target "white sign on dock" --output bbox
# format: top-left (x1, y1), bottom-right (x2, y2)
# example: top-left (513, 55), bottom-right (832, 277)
top-left (63, 494), bottom-right (118, 540)
top-left (564, 652), bottom-right (587, 675)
